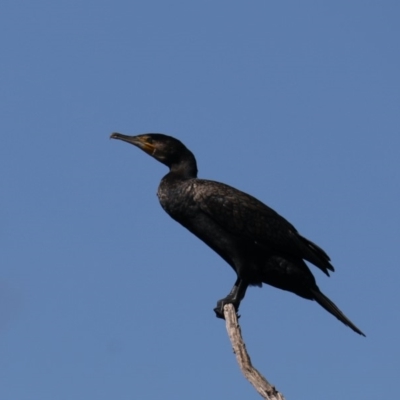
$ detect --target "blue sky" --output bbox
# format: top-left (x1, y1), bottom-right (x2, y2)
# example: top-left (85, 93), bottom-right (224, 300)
top-left (1, 1), bottom-right (399, 399)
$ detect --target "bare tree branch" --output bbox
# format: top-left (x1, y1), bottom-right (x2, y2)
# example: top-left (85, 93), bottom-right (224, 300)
top-left (223, 304), bottom-right (286, 400)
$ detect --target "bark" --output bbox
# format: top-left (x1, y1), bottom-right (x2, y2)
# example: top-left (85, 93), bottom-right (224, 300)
top-left (223, 304), bottom-right (286, 400)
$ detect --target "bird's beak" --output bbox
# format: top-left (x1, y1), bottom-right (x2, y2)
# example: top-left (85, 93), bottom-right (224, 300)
top-left (110, 132), bottom-right (155, 155)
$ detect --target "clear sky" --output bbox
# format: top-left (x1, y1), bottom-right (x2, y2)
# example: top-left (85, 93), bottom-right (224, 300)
top-left (1, 1), bottom-right (399, 399)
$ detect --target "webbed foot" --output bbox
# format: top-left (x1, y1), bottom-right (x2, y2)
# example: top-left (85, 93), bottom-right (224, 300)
top-left (213, 296), bottom-right (240, 319)
top-left (213, 278), bottom-right (248, 319)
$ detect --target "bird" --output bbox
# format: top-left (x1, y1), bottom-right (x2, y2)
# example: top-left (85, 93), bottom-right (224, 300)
top-left (110, 132), bottom-right (365, 336)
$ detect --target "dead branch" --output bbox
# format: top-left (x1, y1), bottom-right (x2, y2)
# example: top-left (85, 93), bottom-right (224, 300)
top-left (223, 304), bottom-right (286, 400)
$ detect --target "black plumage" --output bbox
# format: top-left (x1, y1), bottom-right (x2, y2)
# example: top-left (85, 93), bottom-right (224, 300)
top-left (110, 132), bottom-right (365, 336)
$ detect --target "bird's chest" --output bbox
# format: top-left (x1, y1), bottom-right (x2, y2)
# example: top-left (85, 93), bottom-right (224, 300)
top-left (157, 180), bottom-right (197, 222)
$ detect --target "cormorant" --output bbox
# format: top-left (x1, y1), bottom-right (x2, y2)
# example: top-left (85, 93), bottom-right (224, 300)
top-left (110, 132), bottom-right (365, 336)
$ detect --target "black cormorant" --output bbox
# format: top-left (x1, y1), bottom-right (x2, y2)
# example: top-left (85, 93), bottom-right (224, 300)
top-left (110, 132), bottom-right (365, 336)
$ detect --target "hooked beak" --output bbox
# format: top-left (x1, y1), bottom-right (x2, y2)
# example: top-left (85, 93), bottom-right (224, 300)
top-left (110, 132), bottom-right (156, 155)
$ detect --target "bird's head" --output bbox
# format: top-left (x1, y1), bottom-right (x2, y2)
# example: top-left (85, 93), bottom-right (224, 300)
top-left (110, 132), bottom-right (197, 176)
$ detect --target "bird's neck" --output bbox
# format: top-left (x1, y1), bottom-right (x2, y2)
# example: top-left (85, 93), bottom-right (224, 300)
top-left (169, 152), bottom-right (198, 179)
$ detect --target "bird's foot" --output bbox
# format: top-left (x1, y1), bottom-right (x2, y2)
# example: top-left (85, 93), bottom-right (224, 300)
top-left (214, 297), bottom-right (240, 320)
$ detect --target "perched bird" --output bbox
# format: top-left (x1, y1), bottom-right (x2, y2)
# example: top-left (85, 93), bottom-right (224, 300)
top-left (111, 132), bottom-right (365, 336)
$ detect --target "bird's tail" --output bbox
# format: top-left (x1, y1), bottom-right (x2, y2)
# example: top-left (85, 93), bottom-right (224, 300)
top-left (311, 288), bottom-right (365, 337)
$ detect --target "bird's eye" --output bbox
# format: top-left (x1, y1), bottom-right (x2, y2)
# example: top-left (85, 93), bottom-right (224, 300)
top-left (146, 137), bottom-right (153, 144)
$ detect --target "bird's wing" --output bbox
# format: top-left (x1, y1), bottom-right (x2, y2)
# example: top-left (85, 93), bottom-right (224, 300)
top-left (193, 180), bottom-right (333, 275)
top-left (194, 180), bottom-right (297, 248)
